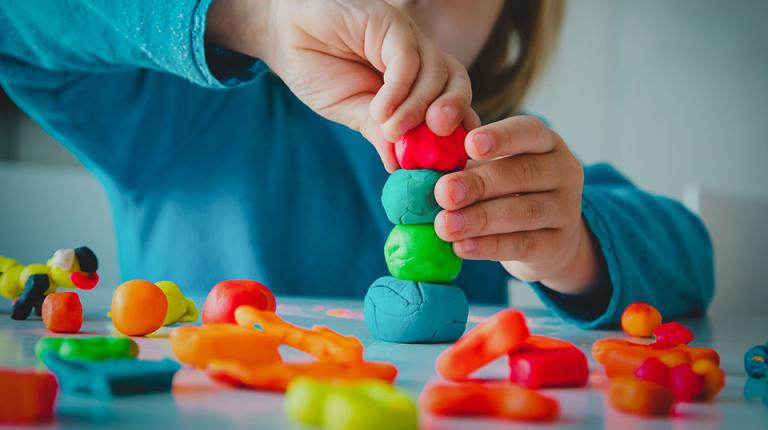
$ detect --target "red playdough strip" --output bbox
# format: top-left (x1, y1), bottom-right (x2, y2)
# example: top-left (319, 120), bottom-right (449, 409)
top-left (207, 360), bottom-right (398, 392)
top-left (436, 309), bottom-right (530, 381)
top-left (420, 382), bottom-right (559, 421)
top-left (508, 336), bottom-right (589, 388)
top-left (0, 369), bottom-right (58, 424)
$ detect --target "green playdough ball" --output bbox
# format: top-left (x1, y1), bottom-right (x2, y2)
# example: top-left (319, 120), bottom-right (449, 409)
top-left (384, 224), bottom-right (462, 283)
top-left (381, 169), bottom-right (444, 224)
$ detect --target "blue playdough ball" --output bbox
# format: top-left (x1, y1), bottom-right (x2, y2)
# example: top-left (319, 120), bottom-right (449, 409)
top-left (381, 169), bottom-right (444, 224)
top-left (745, 345), bottom-right (768, 378)
top-left (363, 276), bottom-right (468, 343)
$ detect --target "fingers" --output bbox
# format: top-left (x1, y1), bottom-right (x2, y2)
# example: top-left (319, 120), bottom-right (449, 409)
top-left (434, 154), bottom-right (563, 210)
top-left (434, 193), bottom-right (563, 242)
top-left (451, 229), bottom-right (565, 263)
top-left (424, 57), bottom-right (472, 136)
top-left (360, 117), bottom-right (399, 172)
top-left (369, 17), bottom-right (421, 125)
top-left (379, 37), bottom-right (450, 141)
top-left (465, 116), bottom-right (558, 160)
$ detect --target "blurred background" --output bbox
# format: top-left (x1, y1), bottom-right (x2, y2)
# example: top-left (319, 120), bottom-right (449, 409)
top-left (1, 0), bottom-right (766, 315)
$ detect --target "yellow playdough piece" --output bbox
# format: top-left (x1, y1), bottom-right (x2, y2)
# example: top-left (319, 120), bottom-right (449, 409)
top-left (156, 281), bottom-right (199, 326)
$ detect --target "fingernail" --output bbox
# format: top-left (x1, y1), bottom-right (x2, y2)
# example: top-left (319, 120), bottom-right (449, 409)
top-left (473, 132), bottom-right (493, 156)
top-left (441, 105), bottom-right (457, 122)
top-left (443, 212), bottom-right (465, 234)
top-left (461, 239), bottom-right (478, 253)
top-left (449, 179), bottom-right (467, 205)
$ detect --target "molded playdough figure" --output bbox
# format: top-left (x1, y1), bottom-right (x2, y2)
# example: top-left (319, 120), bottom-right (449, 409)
top-left (0, 247), bottom-right (99, 320)
top-left (156, 281), bottom-right (199, 325)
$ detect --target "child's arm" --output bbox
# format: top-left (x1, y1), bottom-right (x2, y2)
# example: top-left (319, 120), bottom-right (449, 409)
top-left (433, 116), bottom-right (713, 328)
top-left (0, 0), bottom-right (473, 172)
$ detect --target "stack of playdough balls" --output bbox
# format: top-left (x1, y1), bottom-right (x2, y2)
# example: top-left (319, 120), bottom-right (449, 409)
top-left (364, 124), bottom-right (470, 343)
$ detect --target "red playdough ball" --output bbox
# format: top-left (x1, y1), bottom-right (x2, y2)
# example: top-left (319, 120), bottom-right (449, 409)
top-left (42, 292), bottom-right (83, 333)
top-left (395, 123), bottom-right (468, 172)
top-left (202, 280), bottom-right (276, 324)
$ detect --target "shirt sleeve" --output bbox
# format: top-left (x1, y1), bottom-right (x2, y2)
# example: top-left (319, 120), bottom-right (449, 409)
top-left (530, 163), bottom-right (715, 328)
top-left (0, 0), bottom-right (263, 89)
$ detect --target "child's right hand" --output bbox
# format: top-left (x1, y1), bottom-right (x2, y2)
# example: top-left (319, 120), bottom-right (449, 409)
top-left (207, 0), bottom-right (475, 171)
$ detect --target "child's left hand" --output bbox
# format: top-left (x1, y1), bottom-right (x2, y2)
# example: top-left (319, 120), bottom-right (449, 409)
top-left (433, 116), bottom-right (607, 295)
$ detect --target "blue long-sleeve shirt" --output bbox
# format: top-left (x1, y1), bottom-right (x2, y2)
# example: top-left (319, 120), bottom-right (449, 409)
top-left (0, 0), bottom-right (714, 328)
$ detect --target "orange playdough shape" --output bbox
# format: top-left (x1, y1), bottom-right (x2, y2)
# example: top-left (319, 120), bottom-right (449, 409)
top-left (170, 324), bottom-right (281, 368)
top-left (420, 382), bottom-right (559, 422)
top-left (620, 302), bottom-right (662, 337)
top-left (608, 376), bottom-right (675, 416)
top-left (234, 306), bottom-right (364, 363)
top-left (110, 280), bottom-right (168, 336)
top-left (436, 309), bottom-right (530, 381)
top-left (42, 292), bottom-right (82, 333)
top-left (207, 360), bottom-right (398, 392)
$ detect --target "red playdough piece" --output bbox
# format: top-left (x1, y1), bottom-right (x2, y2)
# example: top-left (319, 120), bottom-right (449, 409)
top-left (436, 309), bottom-right (530, 381)
top-left (653, 322), bottom-right (694, 345)
top-left (633, 357), bottom-right (670, 387)
top-left (41, 292), bottom-right (83, 333)
top-left (507, 336), bottom-right (588, 388)
top-left (420, 382), bottom-right (559, 422)
top-left (395, 123), bottom-right (468, 172)
top-left (669, 363), bottom-right (705, 402)
top-left (202, 280), bottom-right (276, 324)
top-left (0, 369), bottom-right (58, 424)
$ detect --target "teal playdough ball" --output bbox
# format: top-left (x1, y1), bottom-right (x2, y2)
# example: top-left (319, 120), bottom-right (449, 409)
top-left (364, 276), bottom-right (468, 343)
top-left (384, 224), bottom-right (462, 283)
top-left (381, 169), bottom-right (443, 224)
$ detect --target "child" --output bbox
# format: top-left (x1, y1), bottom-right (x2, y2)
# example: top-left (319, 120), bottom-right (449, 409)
top-left (0, 0), bottom-right (712, 328)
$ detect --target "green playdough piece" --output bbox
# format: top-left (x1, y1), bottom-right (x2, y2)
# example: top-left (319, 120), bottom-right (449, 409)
top-left (384, 224), bottom-right (462, 283)
top-left (35, 336), bottom-right (139, 361)
top-left (381, 169), bottom-right (443, 224)
top-left (284, 377), bottom-right (418, 430)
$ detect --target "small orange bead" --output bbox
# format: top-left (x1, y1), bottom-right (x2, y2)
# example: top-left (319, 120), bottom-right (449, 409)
top-left (110, 280), bottom-right (168, 336)
top-left (620, 302), bottom-right (662, 337)
top-left (42, 292), bottom-right (83, 333)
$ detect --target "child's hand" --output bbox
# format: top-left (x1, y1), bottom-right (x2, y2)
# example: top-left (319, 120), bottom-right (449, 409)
top-left (207, 0), bottom-right (474, 171)
top-left (433, 116), bottom-right (607, 295)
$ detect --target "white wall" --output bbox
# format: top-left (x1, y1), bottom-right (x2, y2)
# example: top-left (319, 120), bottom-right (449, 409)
top-left (527, 0), bottom-right (768, 200)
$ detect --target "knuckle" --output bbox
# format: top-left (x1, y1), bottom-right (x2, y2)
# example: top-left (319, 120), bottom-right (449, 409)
top-left (521, 116), bottom-right (548, 137)
top-left (515, 234), bottom-right (536, 260)
top-left (463, 170), bottom-right (487, 202)
top-left (522, 200), bottom-right (541, 227)
top-left (471, 206), bottom-right (489, 235)
top-left (514, 157), bottom-right (538, 185)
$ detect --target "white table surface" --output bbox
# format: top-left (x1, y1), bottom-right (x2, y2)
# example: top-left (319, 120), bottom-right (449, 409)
top-left (1, 296), bottom-right (766, 430)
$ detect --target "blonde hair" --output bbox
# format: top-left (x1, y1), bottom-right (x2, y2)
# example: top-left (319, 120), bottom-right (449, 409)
top-left (469, 0), bottom-right (565, 121)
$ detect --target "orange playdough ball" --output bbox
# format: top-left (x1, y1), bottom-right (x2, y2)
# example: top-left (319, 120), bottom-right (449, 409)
top-left (620, 302), bottom-right (662, 338)
top-left (42, 292), bottom-right (83, 333)
top-left (110, 280), bottom-right (168, 336)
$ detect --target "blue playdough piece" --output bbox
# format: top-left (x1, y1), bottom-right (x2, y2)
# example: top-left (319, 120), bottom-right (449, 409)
top-left (364, 276), bottom-right (468, 343)
top-left (381, 169), bottom-right (443, 224)
top-left (745, 345), bottom-right (768, 378)
top-left (40, 351), bottom-right (180, 399)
